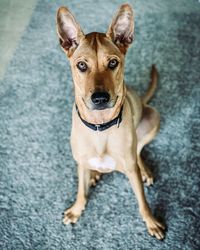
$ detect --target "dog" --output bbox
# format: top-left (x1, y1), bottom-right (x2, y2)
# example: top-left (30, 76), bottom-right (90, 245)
top-left (56, 4), bottom-right (165, 240)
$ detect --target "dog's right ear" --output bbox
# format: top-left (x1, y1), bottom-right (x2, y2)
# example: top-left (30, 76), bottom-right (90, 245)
top-left (56, 7), bottom-right (84, 57)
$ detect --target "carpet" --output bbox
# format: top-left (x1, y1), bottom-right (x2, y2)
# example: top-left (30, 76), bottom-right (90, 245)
top-left (0, 0), bottom-right (200, 249)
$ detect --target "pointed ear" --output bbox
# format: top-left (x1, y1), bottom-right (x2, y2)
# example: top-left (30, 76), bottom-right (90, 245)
top-left (106, 4), bottom-right (134, 54)
top-left (56, 7), bottom-right (84, 56)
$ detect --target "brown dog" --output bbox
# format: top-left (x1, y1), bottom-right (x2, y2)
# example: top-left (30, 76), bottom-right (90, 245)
top-left (56, 4), bottom-right (165, 240)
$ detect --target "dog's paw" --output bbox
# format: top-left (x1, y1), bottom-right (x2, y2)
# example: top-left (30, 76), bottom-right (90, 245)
top-left (142, 174), bottom-right (154, 186)
top-left (141, 168), bottom-right (154, 186)
top-left (145, 217), bottom-right (165, 240)
top-left (90, 170), bottom-right (101, 187)
top-left (63, 207), bottom-right (81, 225)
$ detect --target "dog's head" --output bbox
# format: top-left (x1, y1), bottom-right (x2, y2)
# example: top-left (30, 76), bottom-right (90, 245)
top-left (56, 4), bottom-right (134, 114)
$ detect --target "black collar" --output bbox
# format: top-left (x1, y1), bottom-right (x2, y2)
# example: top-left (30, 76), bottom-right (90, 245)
top-left (75, 105), bottom-right (123, 131)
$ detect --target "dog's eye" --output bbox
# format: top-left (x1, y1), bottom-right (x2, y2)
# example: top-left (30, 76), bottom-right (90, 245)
top-left (77, 61), bottom-right (88, 72)
top-left (108, 59), bottom-right (118, 69)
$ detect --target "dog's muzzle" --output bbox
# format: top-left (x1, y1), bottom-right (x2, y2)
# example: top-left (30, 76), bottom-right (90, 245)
top-left (91, 91), bottom-right (110, 110)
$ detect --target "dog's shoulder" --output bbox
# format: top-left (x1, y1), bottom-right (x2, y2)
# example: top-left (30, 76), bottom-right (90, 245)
top-left (126, 85), bottom-right (142, 128)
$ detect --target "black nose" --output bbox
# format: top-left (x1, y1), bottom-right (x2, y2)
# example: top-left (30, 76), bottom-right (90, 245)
top-left (91, 92), bottom-right (110, 107)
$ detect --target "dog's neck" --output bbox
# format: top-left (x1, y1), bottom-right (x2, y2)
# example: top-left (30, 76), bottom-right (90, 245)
top-left (75, 84), bottom-right (126, 124)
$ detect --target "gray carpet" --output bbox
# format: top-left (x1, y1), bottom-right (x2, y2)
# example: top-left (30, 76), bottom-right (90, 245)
top-left (0, 0), bottom-right (200, 249)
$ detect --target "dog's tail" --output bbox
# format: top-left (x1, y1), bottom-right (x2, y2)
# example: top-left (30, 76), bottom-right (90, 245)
top-left (141, 65), bottom-right (158, 105)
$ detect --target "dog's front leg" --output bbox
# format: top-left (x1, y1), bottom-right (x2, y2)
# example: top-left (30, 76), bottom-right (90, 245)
top-left (63, 165), bottom-right (90, 224)
top-left (125, 160), bottom-right (165, 240)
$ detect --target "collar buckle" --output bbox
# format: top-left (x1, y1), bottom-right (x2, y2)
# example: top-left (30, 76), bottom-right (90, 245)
top-left (117, 117), bottom-right (120, 128)
top-left (95, 124), bottom-right (100, 131)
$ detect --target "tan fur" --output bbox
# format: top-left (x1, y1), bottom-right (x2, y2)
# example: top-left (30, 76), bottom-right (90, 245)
top-left (57, 4), bottom-right (165, 240)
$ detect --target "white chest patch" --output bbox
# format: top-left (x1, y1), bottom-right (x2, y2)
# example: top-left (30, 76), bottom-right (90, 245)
top-left (88, 155), bottom-right (116, 171)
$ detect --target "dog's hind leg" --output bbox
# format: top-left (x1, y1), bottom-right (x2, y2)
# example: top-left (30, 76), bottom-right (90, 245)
top-left (136, 106), bottom-right (160, 186)
top-left (63, 165), bottom-right (90, 224)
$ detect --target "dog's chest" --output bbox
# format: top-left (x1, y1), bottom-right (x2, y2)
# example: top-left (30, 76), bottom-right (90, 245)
top-left (88, 154), bottom-right (116, 172)
top-left (87, 132), bottom-right (117, 172)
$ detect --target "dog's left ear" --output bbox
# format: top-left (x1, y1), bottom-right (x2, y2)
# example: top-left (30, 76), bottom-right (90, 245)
top-left (107, 4), bottom-right (134, 54)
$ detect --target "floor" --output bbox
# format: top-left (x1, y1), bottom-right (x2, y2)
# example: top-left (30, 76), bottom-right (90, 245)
top-left (0, 0), bottom-right (37, 79)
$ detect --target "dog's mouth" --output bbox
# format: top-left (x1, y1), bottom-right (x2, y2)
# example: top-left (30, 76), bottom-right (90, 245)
top-left (83, 96), bottom-right (118, 111)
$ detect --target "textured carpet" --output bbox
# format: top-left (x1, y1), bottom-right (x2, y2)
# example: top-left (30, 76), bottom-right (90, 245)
top-left (0, 0), bottom-right (200, 249)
